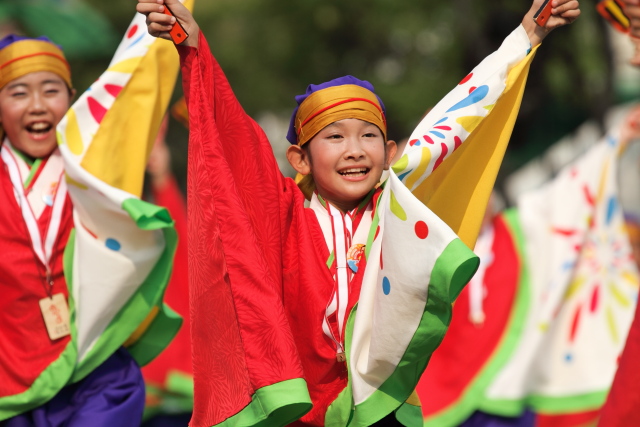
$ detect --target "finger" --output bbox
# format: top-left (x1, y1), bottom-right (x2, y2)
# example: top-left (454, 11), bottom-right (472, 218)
top-left (137, 3), bottom-right (165, 16)
top-left (626, 5), bottom-right (640, 18)
top-left (148, 21), bottom-right (175, 36)
top-left (552, 0), bottom-right (579, 14)
top-left (146, 11), bottom-right (176, 27)
top-left (559, 9), bottom-right (581, 20)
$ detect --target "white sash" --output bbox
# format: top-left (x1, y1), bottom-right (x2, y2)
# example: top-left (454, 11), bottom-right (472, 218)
top-left (1, 141), bottom-right (67, 283)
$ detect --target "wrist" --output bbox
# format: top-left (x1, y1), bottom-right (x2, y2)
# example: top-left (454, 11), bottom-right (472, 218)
top-left (522, 15), bottom-right (548, 46)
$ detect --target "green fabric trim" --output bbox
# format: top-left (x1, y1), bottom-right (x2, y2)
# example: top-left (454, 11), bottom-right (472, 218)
top-left (23, 158), bottom-right (42, 189)
top-left (10, 145), bottom-right (35, 167)
top-left (0, 232), bottom-right (78, 420)
top-left (326, 238), bottom-right (478, 427)
top-left (327, 251), bottom-right (335, 268)
top-left (479, 390), bottom-right (608, 417)
top-left (364, 194), bottom-right (383, 260)
top-left (127, 302), bottom-right (182, 366)
top-left (166, 370), bottom-right (194, 399)
top-left (71, 198), bottom-right (179, 381)
top-left (529, 391), bottom-right (607, 414)
top-left (0, 342), bottom-right (76, 420)
top-left (394, 401), bottom-right (423, 427)
top-left (477, 398), bottom-right (527, 418)
top-left (424, 208), bottom-right (532, 426)
top-left (142, 376), bottom-right (194, 420)
top-left (210, 378), bottom-right (312, 427)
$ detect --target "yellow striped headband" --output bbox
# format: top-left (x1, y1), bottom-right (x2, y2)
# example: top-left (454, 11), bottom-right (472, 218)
top-left (0, 35), bottom-right (72, 91)
top-left (293, 84), bottom-right (387, 146)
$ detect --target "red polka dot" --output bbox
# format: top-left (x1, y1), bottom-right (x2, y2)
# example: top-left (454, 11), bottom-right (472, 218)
top-left (88, 97), bottom-right (107, 124)
top-left (409, 139), bottom-right (419, 146)
top-left (415, 221), bottom-right (429, 239)
top-left (104, 84), bottom-right (123, 98)
top-left (127, 24), bottom-right (139, 39)
top-left (459, 73), bottom-right (473, 85)
top-left (374, 225), bottom-right (380, 240)
top-left (469, 86), bottom-right (477, 94)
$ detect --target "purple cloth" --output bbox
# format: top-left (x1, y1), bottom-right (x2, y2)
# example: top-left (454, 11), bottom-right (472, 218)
top-left (459, 410), bottom-right (536, 427)
top-left (0, 35), bottom-right (61, 51)
top-left (285, 75), bottom-right (387, 145)
top-left (2, 348), bottom-right (145, 427)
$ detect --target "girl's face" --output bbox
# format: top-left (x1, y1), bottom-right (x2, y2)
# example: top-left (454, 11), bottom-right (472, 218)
top-left (0, 71), bottom-right (72, 159)
top-left (304, 118), bottom-right (396, 212)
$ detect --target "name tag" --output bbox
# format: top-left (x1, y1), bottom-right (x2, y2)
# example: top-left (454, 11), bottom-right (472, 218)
top-left (39, 293), bottom-right (71, 341)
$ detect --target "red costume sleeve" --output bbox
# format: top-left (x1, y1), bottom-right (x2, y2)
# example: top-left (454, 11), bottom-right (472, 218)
top-left (598, 302), bottom-right (640, 426)
top-left (178, 32), bottom-right (310, 427)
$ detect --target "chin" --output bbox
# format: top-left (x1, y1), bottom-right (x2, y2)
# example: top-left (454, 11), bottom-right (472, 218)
top-left (15, 141), bottom-right (57, 159)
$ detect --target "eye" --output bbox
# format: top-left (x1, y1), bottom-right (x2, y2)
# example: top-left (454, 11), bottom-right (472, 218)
top-left (10, 91), bottom-right (27, 98)
top-left (45, 88), bottom-right (61, 96)
top-left (363, 132), bottom-right (378, 138)
top-left (326, 133), bottom-right (344, 140)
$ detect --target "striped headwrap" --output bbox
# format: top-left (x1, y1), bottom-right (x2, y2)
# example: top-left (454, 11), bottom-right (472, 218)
top-left (0, 35), bottom-right (72, 91)
top-left (286, 75), bottom-right (387, 146)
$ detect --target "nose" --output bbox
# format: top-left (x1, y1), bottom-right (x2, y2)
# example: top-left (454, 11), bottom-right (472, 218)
top-left (343, 136), bottom-right (366, 160)
top-left (28, 92), bottom-right (47, 115)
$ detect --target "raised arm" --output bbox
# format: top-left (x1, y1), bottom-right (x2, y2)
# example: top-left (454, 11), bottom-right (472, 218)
top-left (394, 0), bottom-right (580, 193)
top-left (392, 0), bottom-right (579, 246)
top-left (137, 0), bottom-right (286, 196)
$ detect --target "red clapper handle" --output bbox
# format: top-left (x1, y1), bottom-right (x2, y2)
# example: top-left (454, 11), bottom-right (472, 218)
top-left (533, 0), bottom-right (554, 26)
top-left (162, 4), bottom-right (188, 44)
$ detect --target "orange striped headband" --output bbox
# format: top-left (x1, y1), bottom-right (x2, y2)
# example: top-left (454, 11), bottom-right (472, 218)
top-left (294, 84), bottom-right (387, 146)
top-left (0, 37), bottom-right (72, 91)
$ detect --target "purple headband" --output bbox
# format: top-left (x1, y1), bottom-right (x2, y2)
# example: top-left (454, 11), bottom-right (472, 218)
top-left (286, 75), bottom-right (386, 145)
top-left (0, 34), bottom-right (62, 51)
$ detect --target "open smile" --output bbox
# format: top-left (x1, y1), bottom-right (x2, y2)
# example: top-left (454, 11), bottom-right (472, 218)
top-left (25, 121), bottom-right (54, 140)
top-left (338, 167), bottom-right (370, 178)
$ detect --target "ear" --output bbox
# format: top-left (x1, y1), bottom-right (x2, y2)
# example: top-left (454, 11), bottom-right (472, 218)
top-left (383, 140), bottom-right (397, 170)
top-left (287, 144), bottom-right (312, 175)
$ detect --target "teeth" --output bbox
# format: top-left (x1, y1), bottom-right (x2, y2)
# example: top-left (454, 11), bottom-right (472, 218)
top-left (28, 122), bottom-right (51, 132)
top-left (339, 168), bottom-right (368, 176)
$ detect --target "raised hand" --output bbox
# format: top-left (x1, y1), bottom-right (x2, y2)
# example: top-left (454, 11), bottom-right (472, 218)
top-left (522, 0), bottom-right (581, 46)
top-left (620, 105), bottom-right (640, 147)
top-left (136, 0), bottom-right (199, 47)
top-left (625, 0), bottom-right (640, 37)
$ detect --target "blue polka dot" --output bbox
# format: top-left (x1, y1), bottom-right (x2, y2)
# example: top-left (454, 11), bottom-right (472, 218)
top-left (382, 277), bottom-right (391, 295)
top-left (564, 352), bottom-right (573, 363)
top-left (105, 238), bottom-right (121, 251)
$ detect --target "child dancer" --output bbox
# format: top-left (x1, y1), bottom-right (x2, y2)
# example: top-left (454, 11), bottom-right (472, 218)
top-left (0, 5), bottom-right (192, 423)
top-left (138, 0), bottom-right (580, 425)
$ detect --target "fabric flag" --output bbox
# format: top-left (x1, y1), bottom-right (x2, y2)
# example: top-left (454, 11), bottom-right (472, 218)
top-left (418, 210), bottom-right (524, 426)
top-left (417, 132), bottom-right (639, 426)
top-left (184, 23), bottom-right (538, 427)
top-left (392, 28), bottom-right (536, 248)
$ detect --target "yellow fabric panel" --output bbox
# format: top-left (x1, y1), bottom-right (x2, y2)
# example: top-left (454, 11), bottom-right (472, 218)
top-left (415, 47), bottom-right (538, 249)
top-left (80, 0), bottom-right (194, 198)
top-left (405, 390), bottom-right (422, 406)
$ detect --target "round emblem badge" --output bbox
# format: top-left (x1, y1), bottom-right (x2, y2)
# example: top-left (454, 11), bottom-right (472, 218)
top-left (346, 243), bottom-right (365, 273)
